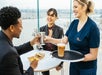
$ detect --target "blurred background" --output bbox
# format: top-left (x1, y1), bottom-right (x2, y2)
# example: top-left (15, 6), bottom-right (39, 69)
top-left (0, 0), bottom-right (102, 75)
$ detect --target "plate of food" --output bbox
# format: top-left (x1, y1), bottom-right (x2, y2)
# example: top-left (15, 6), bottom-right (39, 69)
top-left (28, 52), bottom-right (45, 62)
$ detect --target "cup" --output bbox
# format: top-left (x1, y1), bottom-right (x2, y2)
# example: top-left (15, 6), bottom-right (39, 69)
top-left (39, 32), bottom-right (45, 45)
top-left (57, 43), bottom-right (65, 57)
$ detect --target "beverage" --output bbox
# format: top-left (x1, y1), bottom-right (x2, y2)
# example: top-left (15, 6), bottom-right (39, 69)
top-left (39, 32), bottom-right (45, 45)
top-left (57, 43), bottom-right (65, 57)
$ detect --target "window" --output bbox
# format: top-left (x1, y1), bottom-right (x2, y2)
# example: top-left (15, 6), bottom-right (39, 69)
top-left (0, 0), bottom-right (102, 75)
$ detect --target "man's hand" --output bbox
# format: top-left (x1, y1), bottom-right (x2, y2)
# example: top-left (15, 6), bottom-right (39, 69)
top-left (30, 59), bottom-right (38, 69)
top-left (30, 34), bottom-right (41, 46)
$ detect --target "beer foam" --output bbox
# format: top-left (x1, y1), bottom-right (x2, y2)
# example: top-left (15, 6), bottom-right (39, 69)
top-left (57, 43), bottom-right (65, 46)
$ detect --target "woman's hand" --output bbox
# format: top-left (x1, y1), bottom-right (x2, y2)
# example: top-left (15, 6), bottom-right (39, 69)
top-left (56, 65), bottom-right (63, 71)
top-left (44, 36), bottom-right (61, 45)
top-left (44, 36), bottom-right (52, 43)
top-left (44, 35), bottom-right (68, 45)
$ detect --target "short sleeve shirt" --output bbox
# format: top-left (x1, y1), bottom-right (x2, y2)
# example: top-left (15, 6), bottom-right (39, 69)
top-left (65, 17), bottom-right (100, 69)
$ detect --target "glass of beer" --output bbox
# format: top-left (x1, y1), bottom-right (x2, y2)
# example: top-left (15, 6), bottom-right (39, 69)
top-left (57, 43), bottom-right (65, 57)
top-left (39, 32), bottom-right (45, 45)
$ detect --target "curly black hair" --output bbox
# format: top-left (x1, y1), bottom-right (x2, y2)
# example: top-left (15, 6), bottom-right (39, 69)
top-left (0, 6), bottom-right (21, 30)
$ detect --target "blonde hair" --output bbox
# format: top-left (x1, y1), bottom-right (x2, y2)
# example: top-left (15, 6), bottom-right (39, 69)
top-left (74, 0), bottom-right (94, 14)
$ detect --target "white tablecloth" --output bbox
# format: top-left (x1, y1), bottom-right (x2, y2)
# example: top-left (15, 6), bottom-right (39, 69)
top-left (20, 50), bottom-right (61, 72)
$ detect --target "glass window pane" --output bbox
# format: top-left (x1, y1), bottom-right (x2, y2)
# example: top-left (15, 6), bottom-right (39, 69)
top-left (0, 0), bottom-right (37, 44)
top-left (39, 0), bottom-right (71, 33)
top-left (94, 1), bottom-right (102, 75)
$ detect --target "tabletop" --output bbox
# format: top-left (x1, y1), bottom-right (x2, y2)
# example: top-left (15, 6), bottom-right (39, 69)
top-left (20, 50), bottom-right (61, 72)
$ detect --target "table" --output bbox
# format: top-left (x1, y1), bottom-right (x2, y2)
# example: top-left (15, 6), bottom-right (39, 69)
top-left (20, 50), bottom-right (61, 74)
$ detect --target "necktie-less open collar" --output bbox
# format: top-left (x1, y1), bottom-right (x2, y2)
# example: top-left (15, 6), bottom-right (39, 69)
top-left (48, 26), bottom-right (53, 30)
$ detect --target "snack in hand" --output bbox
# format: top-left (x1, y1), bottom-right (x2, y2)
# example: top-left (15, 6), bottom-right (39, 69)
top-left (35, 52), bottom-right (45, 60)
top-left (28, 52), bottom-right (45, 62)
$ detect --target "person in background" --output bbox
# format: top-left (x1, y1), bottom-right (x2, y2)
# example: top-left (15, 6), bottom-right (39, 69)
top-left (44, 0), bottom-right (100, 75)
top-left (0, 6), bottom-right (40, 75)
top-left (40, 8), bottom-right (64, 75)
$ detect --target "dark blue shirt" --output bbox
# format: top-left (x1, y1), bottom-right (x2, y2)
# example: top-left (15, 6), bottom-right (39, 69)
top-left (65, 17), bottom-right (100, 69)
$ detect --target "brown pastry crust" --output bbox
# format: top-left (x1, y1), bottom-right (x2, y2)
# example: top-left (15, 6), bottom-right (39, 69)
top-left (28, 52), bottom-right (45, 62)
